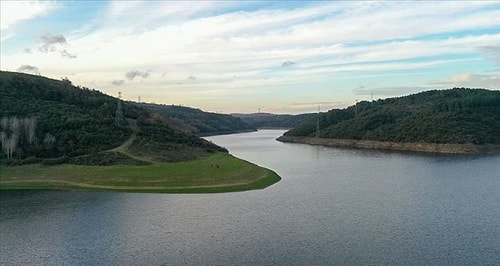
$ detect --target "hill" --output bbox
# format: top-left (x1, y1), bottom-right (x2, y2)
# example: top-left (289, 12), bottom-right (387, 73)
top-left (139, 103), bottom-right (255, 136)
top-left (280, 88), bottom-right (500, 154)
top-left (232, 112), bottom-right (316, 129)
top-left (0, 71), bottom-right (224, 165)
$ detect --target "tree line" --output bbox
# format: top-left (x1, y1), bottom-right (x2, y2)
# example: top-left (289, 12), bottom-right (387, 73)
top-left (285, 88), bottom-right (500, 145)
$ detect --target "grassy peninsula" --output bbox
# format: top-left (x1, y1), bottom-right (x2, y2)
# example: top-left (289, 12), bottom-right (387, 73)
top-left (0, 71), bottom-right (280, 192)
top-left (279, 88), bottom-right (500, 154)
top-left (0, 153), bottom-right (280, 193)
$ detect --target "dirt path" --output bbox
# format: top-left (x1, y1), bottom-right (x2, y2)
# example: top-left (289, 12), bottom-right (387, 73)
top-left (111, 119), bottom-right (138, 153)
top-left (0, 179), bottom-right (182, 190)
top-left (0, 170), bottom-right (270, 190)
top-left (110, 120), bottom-right (154, 163)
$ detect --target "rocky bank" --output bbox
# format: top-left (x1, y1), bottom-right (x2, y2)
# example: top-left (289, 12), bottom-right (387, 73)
top-left (277, 136), bottom-right (500, 155)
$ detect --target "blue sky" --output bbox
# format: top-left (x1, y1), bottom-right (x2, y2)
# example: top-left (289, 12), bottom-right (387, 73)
top-left (1, 1), bottom-right (499, 114)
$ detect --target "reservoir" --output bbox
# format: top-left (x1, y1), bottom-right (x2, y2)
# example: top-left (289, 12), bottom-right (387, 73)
top-left (1, 130), bottom-right (499, 265)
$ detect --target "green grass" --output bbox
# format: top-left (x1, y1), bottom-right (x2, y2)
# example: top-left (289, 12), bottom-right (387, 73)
top-left (0, 153), bottom-right (280, 193)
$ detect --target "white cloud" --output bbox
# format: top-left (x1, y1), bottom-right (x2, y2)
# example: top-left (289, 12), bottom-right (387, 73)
top-left (478, 45), bottom-right (500, 65)
top-left (65, 1), bottom-right (499, 76)
top-left (428, 73), bottom-right (500, 89)
top-left (353, 86), bottom-right (432, 97)
top-left (0, 1), bottom-right (59, 30)
top-left (290, 101), bottom-right (349, 111)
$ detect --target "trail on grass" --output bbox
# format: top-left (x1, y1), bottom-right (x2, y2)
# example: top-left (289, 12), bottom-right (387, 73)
top-left (0, 169), bottom-right (270, 191)
top-left (110, 119), bottom-right (154, 163)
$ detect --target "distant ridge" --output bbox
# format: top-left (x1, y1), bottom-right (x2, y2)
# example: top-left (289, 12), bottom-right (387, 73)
top-left (232, 112), bottom-right (316, 129)
top-left (138, 103), bottom-right (255, 136)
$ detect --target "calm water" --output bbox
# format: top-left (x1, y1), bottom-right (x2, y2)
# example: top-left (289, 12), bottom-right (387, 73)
top-left (1, 130), bottom-right (499, 265)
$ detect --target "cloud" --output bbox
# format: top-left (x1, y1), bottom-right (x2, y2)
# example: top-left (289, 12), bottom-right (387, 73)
top-left (111, 79), bottom-right (125, 86)
top-left (353, 86), bottom-right (432, 97)
top-left (17, 65), bottom-right (39, 74)
top-left (102, 1), bottom-right (233, 34)
top-left (125, 70), bottom-right (150, 80)
top-left (291, 101), bottom-right (348, 108)
top-left (428, 73), bottom-right (500, 89)
top-left (478, 45), bottom-right (500, 65)
top-left (23, 48), bottom-right (31, 54)
top-left (35, 33), bottom-right (77, 59)
top-left (49, 2), bottom-right (499, 75)
top-left (60, 49), bottom-right (77, 58)
top-left (354, 75), bottom-right (500, 98)
top-left (0, 1), bottom-right (59, 30)
top-left (39, 33), bottom-right (67, 52)
top-left (281, 61), bottom-right (295, 67)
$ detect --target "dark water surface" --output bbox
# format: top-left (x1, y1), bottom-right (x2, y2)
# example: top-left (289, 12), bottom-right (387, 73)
top-left (1, 130), bottom-right (499, 265)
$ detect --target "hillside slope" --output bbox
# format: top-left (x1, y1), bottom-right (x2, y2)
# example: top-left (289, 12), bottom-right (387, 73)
top-left (0, 71), bottom-right (224, 165)
top-left (139, 103), bottom-right (255, 136)
top-left (283, 88), bottom-right (500, 146)
top-left (232, 112), bottom-right (316, 129)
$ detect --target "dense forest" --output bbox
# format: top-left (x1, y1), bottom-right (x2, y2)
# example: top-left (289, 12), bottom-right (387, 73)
top-left (232, 113), bottom-right (316, 129)
top-left (0, 71), bottom-right (225, 165)
top-left (285, 88), bottom-right (500, 145)
top-left (139, 103), bottom-right (255, 136)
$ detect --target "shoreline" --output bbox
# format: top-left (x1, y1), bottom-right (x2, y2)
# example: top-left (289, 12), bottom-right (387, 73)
top-left (277, 135), bottom-right (500, 155)
top-left (197, 129), bottom-right (257, 137)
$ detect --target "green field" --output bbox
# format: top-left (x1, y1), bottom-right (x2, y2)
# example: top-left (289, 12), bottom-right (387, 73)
top-left (0, 153), bottom-right (280, 193)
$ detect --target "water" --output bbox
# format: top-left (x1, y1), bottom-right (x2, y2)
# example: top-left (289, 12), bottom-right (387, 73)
top-left (1, 130), bottom-right (499, 265)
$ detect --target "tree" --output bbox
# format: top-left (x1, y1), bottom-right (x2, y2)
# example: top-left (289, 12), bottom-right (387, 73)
top-left (23, 117), bottom-right (37, 145)
top-left (1, 133), bottom-right (18, 159)
top-left (9, 116), bottom-right (20, 136)
top-left (43, 133), bottom-right (56, 148)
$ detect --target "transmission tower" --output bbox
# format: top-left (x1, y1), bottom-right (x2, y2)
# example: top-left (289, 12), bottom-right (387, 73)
top-left (316, 105), bottom-right (320, 138)
top-left (115, 92), bottom-right (124, 125)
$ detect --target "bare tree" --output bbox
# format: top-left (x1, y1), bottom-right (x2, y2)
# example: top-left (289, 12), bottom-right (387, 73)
top-left (10, 116), bottom-right (20, 135)
top-left (44, 133), bottom-right (56, 148)
top-left (23, 117), bottom-right (37, 145)
top-left (0, 117), bottom-right (40, 159)
top-left (3, 133), bottom-right (18, 159)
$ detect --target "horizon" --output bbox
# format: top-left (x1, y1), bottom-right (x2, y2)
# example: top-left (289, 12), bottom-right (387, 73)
top-left (1, 1), bottom-right (499, 114)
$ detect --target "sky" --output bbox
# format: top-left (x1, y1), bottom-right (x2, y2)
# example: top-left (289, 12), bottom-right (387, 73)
top-left (1, 1), bottom-right (499, 114)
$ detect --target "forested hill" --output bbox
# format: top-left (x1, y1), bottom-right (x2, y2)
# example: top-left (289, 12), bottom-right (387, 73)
top-left (231, 113), bottom-right (316, 129)
top-left (138, 103), bottom-right (255, 136)
top-left (0, 71), bottom-right (225, 165)
top-left (284, 88), bottom-right (500, 145)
